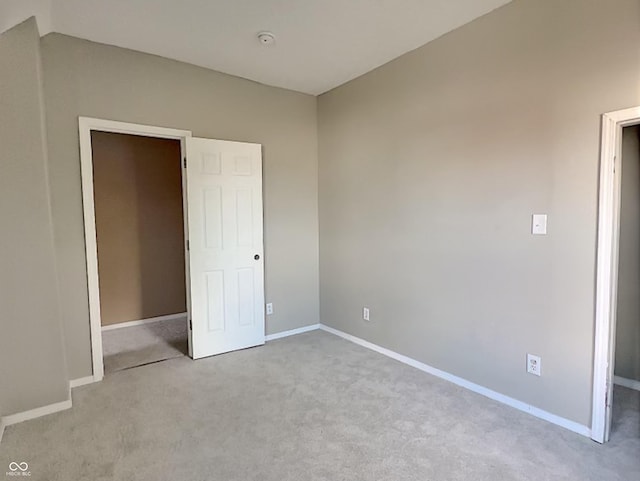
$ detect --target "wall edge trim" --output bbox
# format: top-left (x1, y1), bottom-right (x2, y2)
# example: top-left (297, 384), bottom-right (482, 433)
top-left (1, 398), bottom-right (72, 428)
top-left (319, 324), bottom-right (591, 438)
top-left (69, 375), bottom-right (98, 388)
top-left (265, 324), bottom-right (320, 341)
top-left (101, 312), bottom-right (188, 331)
top-left (614, 375), bottom-right (640, 391)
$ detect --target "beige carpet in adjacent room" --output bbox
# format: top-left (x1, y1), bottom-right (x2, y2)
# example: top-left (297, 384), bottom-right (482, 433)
top-left (1, 331), bottom-right (638, 481)
top-left (102, 317), bottom-right (188, 373)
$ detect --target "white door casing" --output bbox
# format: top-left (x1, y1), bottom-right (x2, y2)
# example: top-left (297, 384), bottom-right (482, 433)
top-left (592, 106), bottom-right (640, 443)
top-left (186, 137), bottom-right (265, 359)
top-left (79, 117), bottom-right (192, 383)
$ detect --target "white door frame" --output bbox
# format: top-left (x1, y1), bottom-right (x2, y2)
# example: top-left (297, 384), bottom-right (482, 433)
top-left (591, 106), bottom-right (640, 443)
top-left (78, 117), bottom-right (193, 383)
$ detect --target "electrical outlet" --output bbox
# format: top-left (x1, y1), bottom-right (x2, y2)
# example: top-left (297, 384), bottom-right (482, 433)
top-left (266, 303), bottom-right (273, 315)
top-left (527, 354), bottom-right (541, 376)
top-left (363, 307), bottom-right (370, 321)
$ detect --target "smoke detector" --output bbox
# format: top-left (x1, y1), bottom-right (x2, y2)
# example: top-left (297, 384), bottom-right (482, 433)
top-left (257, 31), bottom-right (275, 45)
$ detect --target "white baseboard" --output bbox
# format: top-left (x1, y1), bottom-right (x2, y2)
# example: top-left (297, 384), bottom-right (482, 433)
top-left (614, 375), bottom-right (640, 391)
top-left (319, 324), bottom-right (591, 438)
top-left (69, 375), bottom-right (99, 388)
top-left (0, 373), bottom-right (103, 443)
top-left (101, 312), bottom-right (187, 331)
top-left (266, 324), bottom-right (320, 341)
top-left (1, 398), bottom-right (72, 427)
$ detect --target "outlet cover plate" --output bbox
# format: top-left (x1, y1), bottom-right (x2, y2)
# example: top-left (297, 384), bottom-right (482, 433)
top-left (527, 353), bottom-right (541, 376)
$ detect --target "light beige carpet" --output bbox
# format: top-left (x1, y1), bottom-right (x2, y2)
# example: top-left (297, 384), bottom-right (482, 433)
top-left (1, 331), bottom-right (638, 480)
top-left (102, 317), bottom-right (188, 373)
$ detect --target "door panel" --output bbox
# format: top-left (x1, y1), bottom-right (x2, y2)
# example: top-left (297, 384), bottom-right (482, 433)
top-left (186, 138), bottom-right (264, 359)
top-left (204, 187), bottom-right (223, 249)
top-left (205, 270), bottom-right (225, 332)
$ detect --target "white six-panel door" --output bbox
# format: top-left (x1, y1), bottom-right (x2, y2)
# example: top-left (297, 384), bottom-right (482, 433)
top-left (185, 138), bottom-right (265, 359)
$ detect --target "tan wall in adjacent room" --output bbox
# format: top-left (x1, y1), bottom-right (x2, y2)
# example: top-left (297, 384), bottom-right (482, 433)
top-left (91, 131), bottom-right (186, 326)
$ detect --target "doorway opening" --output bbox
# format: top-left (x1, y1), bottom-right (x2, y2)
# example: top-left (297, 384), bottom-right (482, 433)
top-left (609, 125), bottom-right (640, 441)
top-left (92, 131), bottom-right (188, 374)
top-left (592, 107), bottom-right (640, 443)
top-left (80, 118), bottom-right (193, 382)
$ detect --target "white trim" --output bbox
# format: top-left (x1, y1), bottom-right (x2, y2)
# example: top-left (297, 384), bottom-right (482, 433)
top-left (0, 418), bottom-right (5, 444)
top-left (1, 399), bottom-right (72, 427)
top-left (591, 106), bottom-right (640, 444)
top-left (265, 324), bottom-right (320, 341)
top-left (69, 375), bottom-right (98, 389)
top-left (101, 312), bottom-right (188, 331)
top-left (78, 117), bottom-right (193, 383)
top-left (319, 324), bottom-right (591, 438)
top-left (614, 375), bottom-right (640, 392)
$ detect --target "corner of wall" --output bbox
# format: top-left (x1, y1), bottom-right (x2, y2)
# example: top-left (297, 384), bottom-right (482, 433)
top-left (0, 14), bottom-right (70, 419)
top-left (34, 9), bottom-right (71, 391)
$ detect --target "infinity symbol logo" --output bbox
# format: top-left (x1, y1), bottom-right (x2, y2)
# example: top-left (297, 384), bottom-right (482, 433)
top-left (8, 462), bottom-right (28, 472)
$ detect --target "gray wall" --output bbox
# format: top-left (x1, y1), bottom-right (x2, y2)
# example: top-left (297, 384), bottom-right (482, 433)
top-left (0, 19), bottom-right (68, 415)
top-left (40, 34), bottom-right (319, 380)
top-left (318, 0), bottom-right (640, 427)
top-left (615, 126), bottom-right (640, 382)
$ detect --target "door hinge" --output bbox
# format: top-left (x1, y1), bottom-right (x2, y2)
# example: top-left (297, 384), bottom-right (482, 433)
top-left (183, 157), bottom-right (187, 168)
top-left (186, 239), bottom-right (190, 251)
top-left (189, 318), bottom-right (192, 330)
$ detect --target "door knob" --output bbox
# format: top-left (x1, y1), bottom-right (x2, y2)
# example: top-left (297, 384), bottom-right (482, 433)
top-left (254, 254), bottom-right (260, 260)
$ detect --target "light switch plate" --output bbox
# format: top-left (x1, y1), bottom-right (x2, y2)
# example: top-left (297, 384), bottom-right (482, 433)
top-left (532, 214), bottom-right (547, 235)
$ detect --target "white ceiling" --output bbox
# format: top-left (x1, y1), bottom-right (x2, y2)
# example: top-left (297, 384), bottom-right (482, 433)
top-left (1, 0), bottom-right (512, 95)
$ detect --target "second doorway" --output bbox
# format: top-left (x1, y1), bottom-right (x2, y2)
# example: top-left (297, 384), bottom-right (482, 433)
top-left (92, 131), bottom-right (188, 374)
